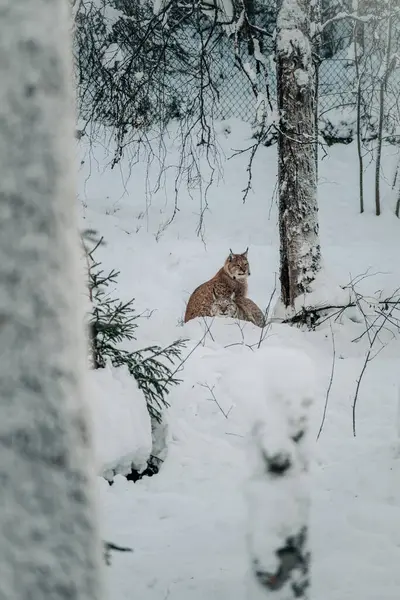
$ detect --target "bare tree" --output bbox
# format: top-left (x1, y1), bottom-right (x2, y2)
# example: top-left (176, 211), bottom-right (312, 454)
top-left (0, 1), bottom-right (102, 598)
top-left (375, 2), bottom-right (394, 216)
top-left (276, 0), bottom-right (322, 310)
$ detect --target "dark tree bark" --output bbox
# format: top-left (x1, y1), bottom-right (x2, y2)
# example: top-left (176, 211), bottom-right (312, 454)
top-left (0, 1), bottom-right (102, 598)
top-left (276, 0), bottom-right (322, 310)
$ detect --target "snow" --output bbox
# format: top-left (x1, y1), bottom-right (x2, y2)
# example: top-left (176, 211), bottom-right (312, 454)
top-left (277, 0), bottom-right (306, 31)
top-left (253, 39), bottom-right (269, 68)
top-left (88, 362), bottom-right (152, 479)
top-left (79, 119), bottom-right (400, 600)
top-left (243, 61), bottom-right (257, 86)
top-left (153, 0), bottom-right (167, 16)
top-left (273, 265), bottom-right (352, 320)
top-left (276, 29), bottom-right (311, 62)
top-left (243, 348), bottom-right (316, 594)
top-left (294, 67), bottom-right (309, 87)
top-left (0, 1), bottom-right (102, 597)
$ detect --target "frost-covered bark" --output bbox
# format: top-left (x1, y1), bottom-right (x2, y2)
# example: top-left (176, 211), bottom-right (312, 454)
top-left (0, 2), bottom-right (102, 599)
top-left (276, 0), bottom-right (322, 309)
top-left (375, 4), bottom-right (393, 217)
top-left (246, 349), bottom-right (316, 599)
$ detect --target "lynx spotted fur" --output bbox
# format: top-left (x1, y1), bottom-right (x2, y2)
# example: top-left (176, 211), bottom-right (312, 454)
top-left (236, 297), bottom-right (265, 328)
top-left (210, 291), bottom-right (238, 318)
top-left (184, 249), bottom-right (250, 323)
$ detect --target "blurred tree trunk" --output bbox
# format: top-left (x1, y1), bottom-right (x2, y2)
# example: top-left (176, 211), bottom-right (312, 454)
top-left (0, 1), bottom-right (102, 598)
top-left (375, 5), bottom-right (393, 216)
top-left (276, 0), bottom-right (322, 310)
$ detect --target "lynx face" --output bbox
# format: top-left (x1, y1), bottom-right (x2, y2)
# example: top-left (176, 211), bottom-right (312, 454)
top-left (224, 248), bottom-right (250, 281)
top-left (210, 291), bottom-right (237, 318)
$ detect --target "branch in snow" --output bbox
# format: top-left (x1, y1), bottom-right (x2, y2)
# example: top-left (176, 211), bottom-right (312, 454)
top-left (199, 382), bottom-right (233, 418)
top-left (103, 541), bottom-right (133, 566)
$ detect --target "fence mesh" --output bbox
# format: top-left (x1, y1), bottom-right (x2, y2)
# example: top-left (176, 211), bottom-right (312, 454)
top-left (76, 1), bottom-right (400, 141)
top-left (167, 14), bottom-right (400, 132)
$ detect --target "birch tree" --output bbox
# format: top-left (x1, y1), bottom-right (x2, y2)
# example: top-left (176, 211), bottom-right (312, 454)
top-left (0, 1), bottom-right (102, 599)
top-left (375, 2), bottom-right (394, 216)
top-left (276, 0), bottom-right (322, 310)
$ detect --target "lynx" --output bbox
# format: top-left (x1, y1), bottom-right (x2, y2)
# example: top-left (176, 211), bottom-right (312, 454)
top-left (236, 297), bottom-right (265, 328)
top-left (210, 291), bottom-right (238, 318)
top-left (184, 249), bottom-right (250, 323)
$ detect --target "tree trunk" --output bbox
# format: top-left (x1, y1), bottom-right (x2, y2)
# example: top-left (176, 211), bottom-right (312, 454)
top-left (0, 2), bottom-right (102, 599)
top-left (276, 0), bottom-right (321, 310)
top-left (354, 19), bottom-right (365, 214)
top-left (394, 154), bottom-right (400, 217)
top-left (375, 7), bottom-right (393, 216)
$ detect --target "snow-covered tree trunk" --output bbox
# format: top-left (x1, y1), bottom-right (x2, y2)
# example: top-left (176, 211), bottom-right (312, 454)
top-left (246, 349), bottom-right (316, 600)
top-left (276, 0), bottom-right (322, 310)
top-left (0, 2), bottom-right (102, 599)
top-left (375, 5), bottom-right (393, 217)
top-left (353, 6), bottom-right (365, 214)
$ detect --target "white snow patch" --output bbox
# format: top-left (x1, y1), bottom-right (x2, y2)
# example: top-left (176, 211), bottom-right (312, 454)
top-left (277, 0), bottom-right (306, 31)
top-left (79, 119), bottom-right (400, 600)
top-left (253, 39), bottom-right (269, 67)
top-left (273, 265), bottom-right (352, 321)
top-left (88, 363), bottom-right (152, 479)
top-left (294, 68), bottom-right (309, 87)
top-left (244, 348), bottom-right (316, 582)
top-left (243, 62), bottom-right (257, 85)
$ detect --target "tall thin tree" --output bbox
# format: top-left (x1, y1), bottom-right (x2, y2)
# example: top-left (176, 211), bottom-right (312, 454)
top-left (0, 1), bottom-right (102, 598)
top-left (375, 3), bottom-right (393, 216)
top-left (353, 15), bottom-right (365, 214)
top-left (276, 0), bottom-right (322, 310)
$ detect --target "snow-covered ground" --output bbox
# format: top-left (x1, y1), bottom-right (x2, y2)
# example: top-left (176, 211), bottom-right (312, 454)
top-left (79, 120), bottom-right (400, 600)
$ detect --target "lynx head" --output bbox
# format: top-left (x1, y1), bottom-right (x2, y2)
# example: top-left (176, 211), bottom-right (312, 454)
top-left (210, 290), bottom-right (237, 318)
top-left (224, 248), bottom-right (250, 281)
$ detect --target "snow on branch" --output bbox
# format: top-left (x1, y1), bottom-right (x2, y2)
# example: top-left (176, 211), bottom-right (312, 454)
top-left (319, 6), bottom-right (400, 33)
top-left (319, 11), bottom-right (376, 32)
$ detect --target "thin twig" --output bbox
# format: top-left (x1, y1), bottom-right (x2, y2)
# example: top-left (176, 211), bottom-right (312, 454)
top-left (199, 382), bottom-right (233, 419)
top-left (317, 321), bottom-right (336, 440)
top-left (352, 295), bottom-right (400, 436)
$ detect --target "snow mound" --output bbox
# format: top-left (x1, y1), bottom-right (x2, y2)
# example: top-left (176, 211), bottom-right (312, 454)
top-left (241, 348), bottom-right (317, 597)
top-left (87, 363), bottom-right (152, 479)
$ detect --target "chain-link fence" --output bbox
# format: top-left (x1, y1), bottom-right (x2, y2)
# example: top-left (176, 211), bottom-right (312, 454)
top-left (75, 1), bottom-right (400, 147)
top-left (167, 15), bottom-right (400, 135)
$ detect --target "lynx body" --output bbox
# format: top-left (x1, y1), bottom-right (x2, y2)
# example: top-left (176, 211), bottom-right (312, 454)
top-left (184, 249), bottom-right (250, 323)
top-left (236, 297), bottom-right (265, 328)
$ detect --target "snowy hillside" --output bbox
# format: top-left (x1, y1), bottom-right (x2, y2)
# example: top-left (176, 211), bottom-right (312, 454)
top-left (79, 120), bottom-right (400, 600)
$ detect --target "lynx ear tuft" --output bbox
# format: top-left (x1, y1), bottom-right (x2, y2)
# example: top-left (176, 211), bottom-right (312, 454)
top-left (228, 249), bottom-right (233, 261)
top-left (242, 247), bottom-right (249, 257)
